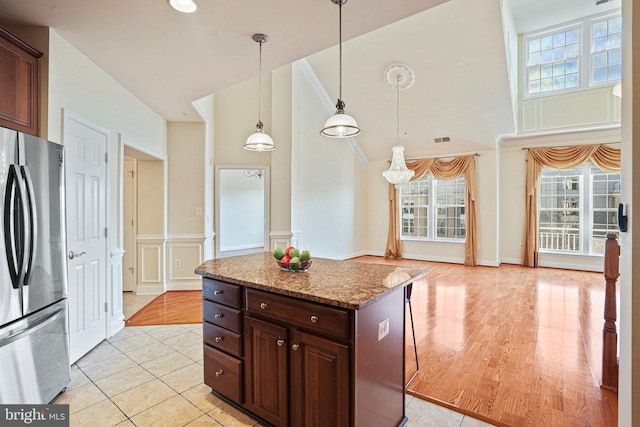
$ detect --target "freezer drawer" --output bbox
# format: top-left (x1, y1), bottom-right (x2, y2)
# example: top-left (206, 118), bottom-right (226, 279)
top-left (0, 299), bottom-right (71, 404)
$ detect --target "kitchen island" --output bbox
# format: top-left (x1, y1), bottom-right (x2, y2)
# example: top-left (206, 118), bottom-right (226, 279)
top-left (195, 252), bottom-right (426, 427)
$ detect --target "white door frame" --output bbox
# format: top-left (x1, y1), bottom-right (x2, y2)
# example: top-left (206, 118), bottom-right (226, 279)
top-left (62, 109), bottom-right (110, 362)
top-left (215, 165), bottom-right (270, 259)
top-left (118, 135), bottom-right (167, 294)
top-left (122, 158), bottom-right (137, 292)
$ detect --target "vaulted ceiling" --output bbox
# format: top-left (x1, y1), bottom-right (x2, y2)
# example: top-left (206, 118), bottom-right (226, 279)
top-left (0, 0), bottom-right (620, 161)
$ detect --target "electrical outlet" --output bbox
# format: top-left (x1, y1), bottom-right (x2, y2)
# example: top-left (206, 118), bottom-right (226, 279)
top-left (175, 259), bottom-right (182, 268)
top-left (378, 318), bottom-right (390, 341)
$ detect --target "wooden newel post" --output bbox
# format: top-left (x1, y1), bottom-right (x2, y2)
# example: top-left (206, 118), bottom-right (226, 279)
top-left (601, 232), bottom-right (620, 391)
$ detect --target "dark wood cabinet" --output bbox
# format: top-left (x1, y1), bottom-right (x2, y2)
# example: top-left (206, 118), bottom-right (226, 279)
top-left (0, 27), bottom-right (42, 136)
top-left (201, 275), bottom-right (407, 427)
top-left (202, 278), bottom-right (243, 403)
top-left (290, 329), bottom-right (350, 427)
top-left (244, 317), bottom-right (288, 426)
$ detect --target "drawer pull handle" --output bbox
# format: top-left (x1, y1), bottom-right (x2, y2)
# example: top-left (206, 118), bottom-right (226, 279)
top-left (260, 302), bottom-right (269, 310)
top-left (292, 344), bottom-right (300, 351)
top-left (214, 290), bottom-right (223, 295)
top-left (277, 339), bottom-right (285, 347)
top-left (215, 369), bottom-right (224, 377)
top-left (310, 315), bottom-right (319, 323)
top-left (214, 313), bottom-right (224, 319)
top-left (215, 336), bottom-right (223, 343)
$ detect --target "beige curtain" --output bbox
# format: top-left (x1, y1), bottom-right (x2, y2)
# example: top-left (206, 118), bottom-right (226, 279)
top-left (522, 144), bottom-right (621, 267)
top-left (385, 155), bottom-right (478, 266)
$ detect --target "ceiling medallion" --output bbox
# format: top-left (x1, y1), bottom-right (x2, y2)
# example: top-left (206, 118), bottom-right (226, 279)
top-left (384, 63), bottom-right (415, 91)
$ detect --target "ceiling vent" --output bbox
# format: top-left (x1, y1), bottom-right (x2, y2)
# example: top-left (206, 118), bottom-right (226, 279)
top-left (434, 137), bottom-right (451, 143)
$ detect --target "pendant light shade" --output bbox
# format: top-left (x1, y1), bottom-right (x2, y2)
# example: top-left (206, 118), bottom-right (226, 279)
top-left (383, 64), bottom-right (415, 185)
top-left (320, 0), bottom-right (361, 138)
top-left (244, 33), bottom-right (275, 152)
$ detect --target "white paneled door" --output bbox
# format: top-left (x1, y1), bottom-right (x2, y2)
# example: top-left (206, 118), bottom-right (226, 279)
top-left (64, 112), bottom-right (108, 363)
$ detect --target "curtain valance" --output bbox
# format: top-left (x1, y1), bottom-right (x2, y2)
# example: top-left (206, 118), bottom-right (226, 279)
top-left (523, 144), bottom-right (621, 267)
top-left (385, 155), bottom-right (478, 266)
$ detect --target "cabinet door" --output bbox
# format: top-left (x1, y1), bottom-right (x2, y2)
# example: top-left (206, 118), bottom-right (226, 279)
top-left (0, 28), bottom-right (41, 135)
top-left (290, 330), bottom-right (350, 427)
top-left (244, 317), bottom-right (288, 426)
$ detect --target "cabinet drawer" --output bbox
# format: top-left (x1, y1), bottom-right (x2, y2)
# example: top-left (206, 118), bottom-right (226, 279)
top-left (203, 300), bottom-right (242, 333)
top-left (203, 322), bottom-right (242, 357)
top-left (203, 278), bottom-right (242, 308)
top-left (246, 289), bottom-right (350, 340)
top-left (204, 345), bottom-right (242, 403)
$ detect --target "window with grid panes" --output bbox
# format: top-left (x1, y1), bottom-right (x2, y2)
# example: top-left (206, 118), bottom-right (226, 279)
top-left (524, 10), bottom-right (621, 97)
top-left (399, 175), bottom-right (466, 242)
top-left (526, 26), bottom-right (581, 95)
top-left (591, 14), bottom-right (622, 85)
top-left (538, 162), bottom-right (620, 255)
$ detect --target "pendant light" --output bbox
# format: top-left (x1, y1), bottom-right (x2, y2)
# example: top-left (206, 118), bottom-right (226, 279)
top-left (320, 0), bottom-right (362, 138)
top-left (383, 64), bottom-right (415, 185)
top-left (244, 34), bottom-right (276, 152)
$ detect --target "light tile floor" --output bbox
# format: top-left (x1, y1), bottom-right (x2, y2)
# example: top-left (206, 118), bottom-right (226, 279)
top-left (54, 323), bottom-right (495, 427)
top-left (122, 292), bottom-right (159, 320)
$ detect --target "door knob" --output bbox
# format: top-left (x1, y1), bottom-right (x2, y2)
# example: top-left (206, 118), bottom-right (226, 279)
top-left (68, 251), bottom-right (86, 260)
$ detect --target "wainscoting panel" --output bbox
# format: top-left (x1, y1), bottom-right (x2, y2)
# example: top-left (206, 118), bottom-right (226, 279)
top-left (521, 86), bottom-right (621, 134)
top-left (137, 235), bottom-right (165, 294)
top-left (167, 235), bottom-right (205, 290)
top-left (269, 230), bottom-right (292, 251)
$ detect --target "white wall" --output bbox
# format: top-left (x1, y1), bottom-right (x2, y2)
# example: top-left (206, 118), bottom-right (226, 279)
top-left (291, 62), bottom-right (367, 259)
top-left (166, 122), bottom-right (206, 289)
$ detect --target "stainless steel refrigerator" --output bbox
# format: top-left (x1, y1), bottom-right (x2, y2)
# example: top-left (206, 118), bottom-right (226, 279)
top-left (0, 126), bottom-right (71, 404)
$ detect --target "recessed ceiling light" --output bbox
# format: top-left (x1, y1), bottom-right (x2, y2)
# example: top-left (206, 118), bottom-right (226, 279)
top-left (169, 0), bottom-right (197, 13)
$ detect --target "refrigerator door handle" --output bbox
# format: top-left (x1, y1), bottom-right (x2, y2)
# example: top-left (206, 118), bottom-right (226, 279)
top-left (20, 166), bottom-right (37, 286)
top-left (3, 165), bottom-right (26, 289)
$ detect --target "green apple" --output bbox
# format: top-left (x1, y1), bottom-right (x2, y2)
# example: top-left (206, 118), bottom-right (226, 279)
top-left (273, 247), bottom-right (285, 260)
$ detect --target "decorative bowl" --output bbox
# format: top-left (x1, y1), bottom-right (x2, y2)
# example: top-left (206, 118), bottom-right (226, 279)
top-left (276, 259), bottom-right (312, 272)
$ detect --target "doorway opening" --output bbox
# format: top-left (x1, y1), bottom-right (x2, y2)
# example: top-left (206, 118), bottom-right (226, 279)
top-left (121, 144), bottom-right (166, 320)
top-left (215, 166), bottom-right (270, 259)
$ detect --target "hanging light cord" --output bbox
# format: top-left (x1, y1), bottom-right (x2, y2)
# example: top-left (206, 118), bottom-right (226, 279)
top-left (338, 0), bottom-right (343, 102)
top-left (258, 39), bottom-right (263, 126)
top-left (396, 76), bottom-right (400, 144)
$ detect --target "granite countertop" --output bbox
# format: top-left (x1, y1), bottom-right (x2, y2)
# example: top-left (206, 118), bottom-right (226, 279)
top-left (194, 252), bottom-right (427, 310)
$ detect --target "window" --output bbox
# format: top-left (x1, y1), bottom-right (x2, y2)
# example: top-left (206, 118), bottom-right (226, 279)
top-left (526, 26), bottom-right (581, 95)
top-left (524, 11), bottom-right (621, 97)
top-left (538, 162), bottom-right (620, 255)
top-left (399, 175), bottom-right (466, 241)
top-left (591, 15), bottom-right (623, 84)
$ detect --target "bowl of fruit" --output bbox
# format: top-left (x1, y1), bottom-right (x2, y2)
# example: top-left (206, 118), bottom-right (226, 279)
top-left (273, 246), bottom-right (312, 272)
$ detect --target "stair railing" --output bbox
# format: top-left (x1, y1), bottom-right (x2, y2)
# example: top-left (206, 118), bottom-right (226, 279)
top-left (601, 232), bottom-right (619, 391)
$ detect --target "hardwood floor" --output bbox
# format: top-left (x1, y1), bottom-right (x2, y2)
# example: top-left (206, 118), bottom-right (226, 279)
top-left (126, 258), bottom-right (618, 426)
top-left (125, 291), bottom-right (202, 326)
top-left (352, 256), bottom-right (618, 427)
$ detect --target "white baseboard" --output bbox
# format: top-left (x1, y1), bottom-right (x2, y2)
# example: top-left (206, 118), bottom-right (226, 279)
top-left (477, 259), bottom-right (500, 267)
top-left (166, 281), bottom-right (202, 291)
top-left (220, 243), bottom-right (263, 252)
top-left (501, 257), bottom-right (523, 265)
top-left (539, 261), bottom-right (603, 272)
top-left (135, 284), bottom-right (165, 295)
top-left (401, 253), bottom-right (465, 265)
